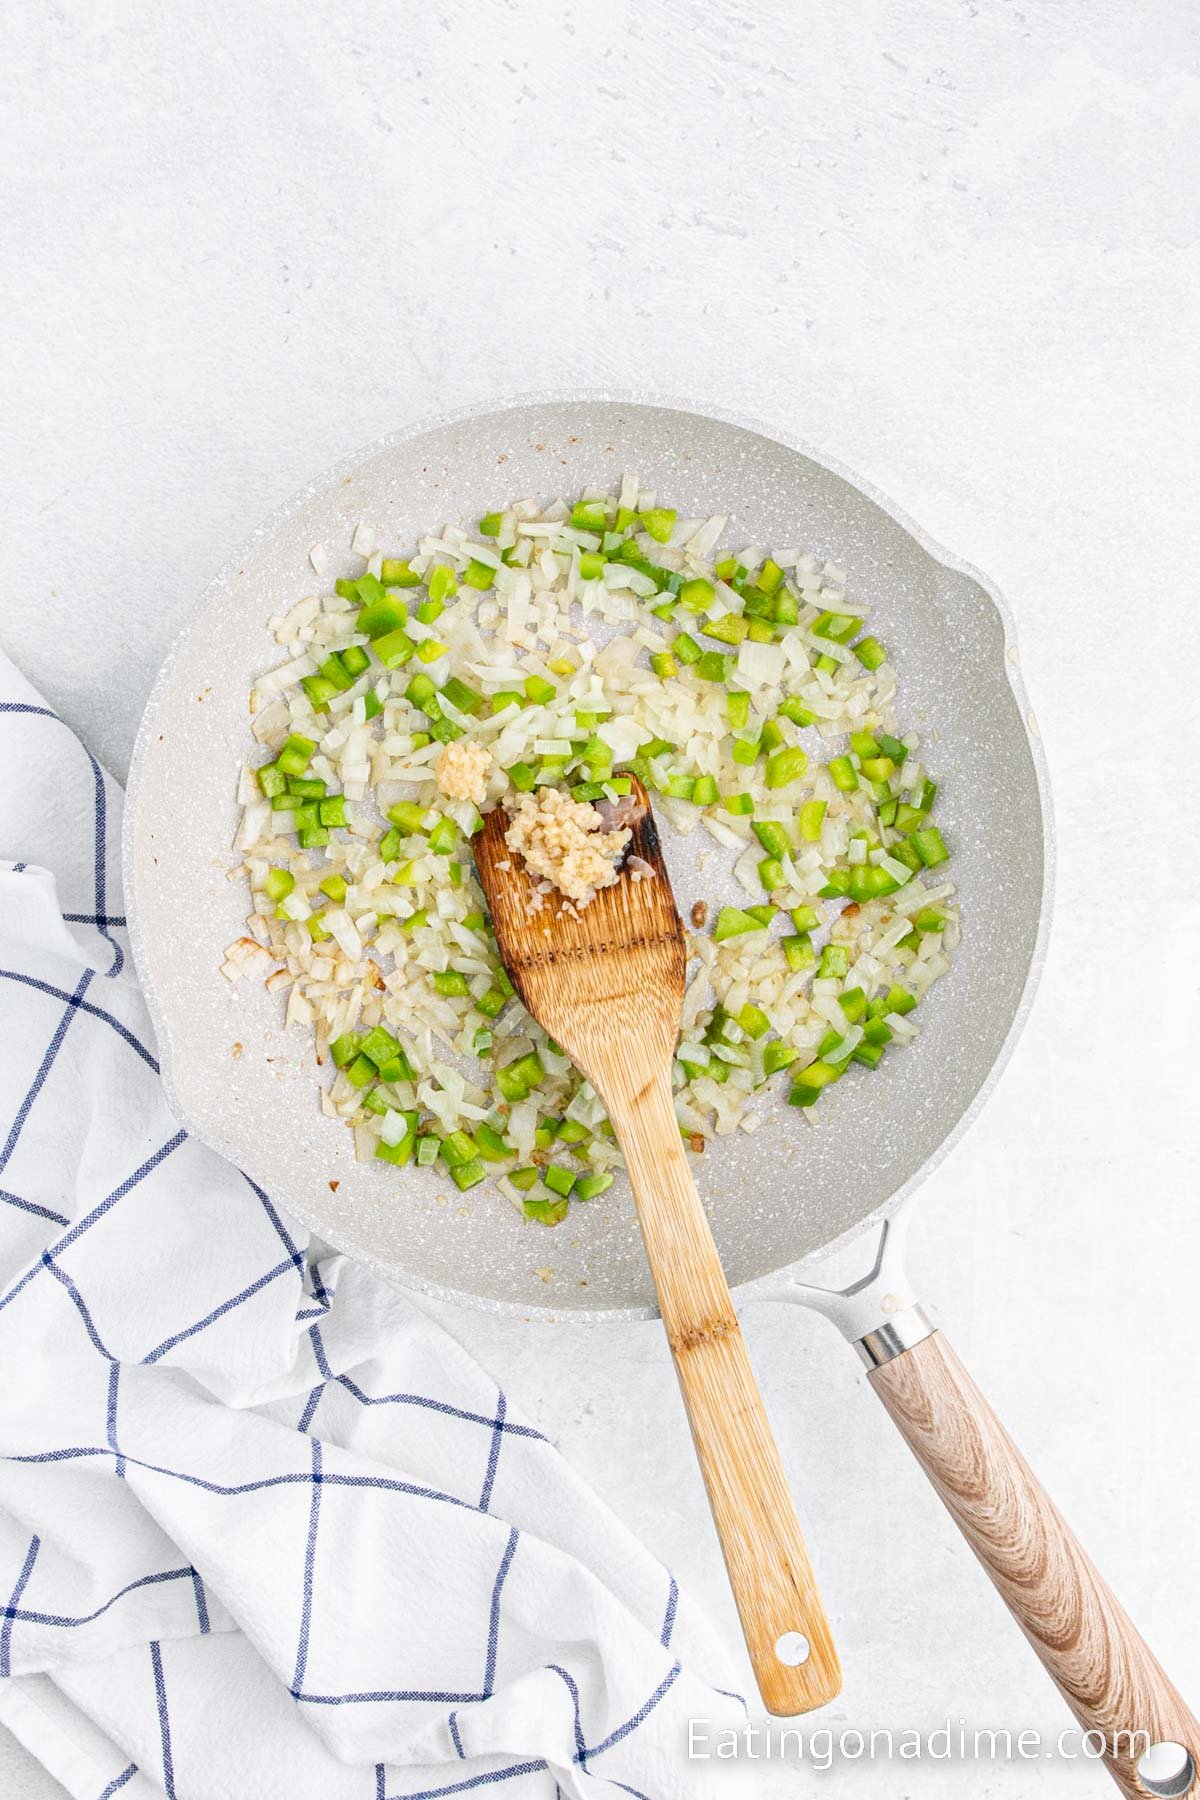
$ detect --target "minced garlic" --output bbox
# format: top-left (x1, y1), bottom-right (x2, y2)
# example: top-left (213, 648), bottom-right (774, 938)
top-left (434, 738), bottom-right (492, 806)
top-left (503, 785), bottom-right (630, 906)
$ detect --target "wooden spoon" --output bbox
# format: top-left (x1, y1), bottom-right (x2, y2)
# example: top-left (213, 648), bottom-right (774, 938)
top-left (475, 778), bottom-right (841, 1715)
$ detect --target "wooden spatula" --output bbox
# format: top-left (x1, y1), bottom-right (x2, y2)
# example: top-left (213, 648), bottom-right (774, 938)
top-left (475, 778), bottom-right (841, 1716)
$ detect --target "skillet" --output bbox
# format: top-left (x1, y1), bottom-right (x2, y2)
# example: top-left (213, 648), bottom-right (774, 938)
top-left (125, 395), bottom-right (1198, 1795)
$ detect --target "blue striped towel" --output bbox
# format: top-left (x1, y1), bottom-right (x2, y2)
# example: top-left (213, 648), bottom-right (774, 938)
top-left (0, 655), bottom-right (743, 1800)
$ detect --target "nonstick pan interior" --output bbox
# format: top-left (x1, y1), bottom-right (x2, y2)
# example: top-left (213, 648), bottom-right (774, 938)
top-left (125, 396), bottom-right (1048, 1318)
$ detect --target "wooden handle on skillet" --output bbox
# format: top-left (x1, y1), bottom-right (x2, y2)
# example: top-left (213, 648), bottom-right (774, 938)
top-left (870, 1331), bottom-right (1200, 1797)
top-left (605, 1061), bottom-right (841, 1716)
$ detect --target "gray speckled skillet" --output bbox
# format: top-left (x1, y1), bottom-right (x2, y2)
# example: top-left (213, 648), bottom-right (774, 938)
top-left (127, 402), bottom-right (1200, 1782)
top-left (124, 393), bottom-right (1050, 1323)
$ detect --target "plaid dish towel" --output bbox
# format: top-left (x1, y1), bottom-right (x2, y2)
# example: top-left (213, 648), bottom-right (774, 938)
top-left (0, 653), bottom-right (744, 1800)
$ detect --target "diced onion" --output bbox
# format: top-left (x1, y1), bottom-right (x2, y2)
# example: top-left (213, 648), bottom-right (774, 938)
top-left (231, 476), bottom-right (957, 1185)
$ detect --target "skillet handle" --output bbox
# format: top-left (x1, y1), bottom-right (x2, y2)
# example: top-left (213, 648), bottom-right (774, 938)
top-left (869, 1329), bottom-right (1200, 1798)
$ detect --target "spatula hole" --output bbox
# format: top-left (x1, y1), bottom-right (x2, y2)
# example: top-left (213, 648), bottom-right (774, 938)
top-left (774, 1631), bottom-right (810, 1667)
top-left (1137, 1742), bottom-right (1195, 1797)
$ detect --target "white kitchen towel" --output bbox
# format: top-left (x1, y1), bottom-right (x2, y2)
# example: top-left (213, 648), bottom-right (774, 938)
top-left (0, 654), bottom-right (745, 1800)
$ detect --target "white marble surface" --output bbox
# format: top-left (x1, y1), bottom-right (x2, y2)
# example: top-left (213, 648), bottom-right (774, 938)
top-left (3, 1), bottom-right (1199, 1794)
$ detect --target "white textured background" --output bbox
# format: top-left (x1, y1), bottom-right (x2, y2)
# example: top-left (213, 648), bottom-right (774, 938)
top-left (2, 1), bottom-right (1199, 1794)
